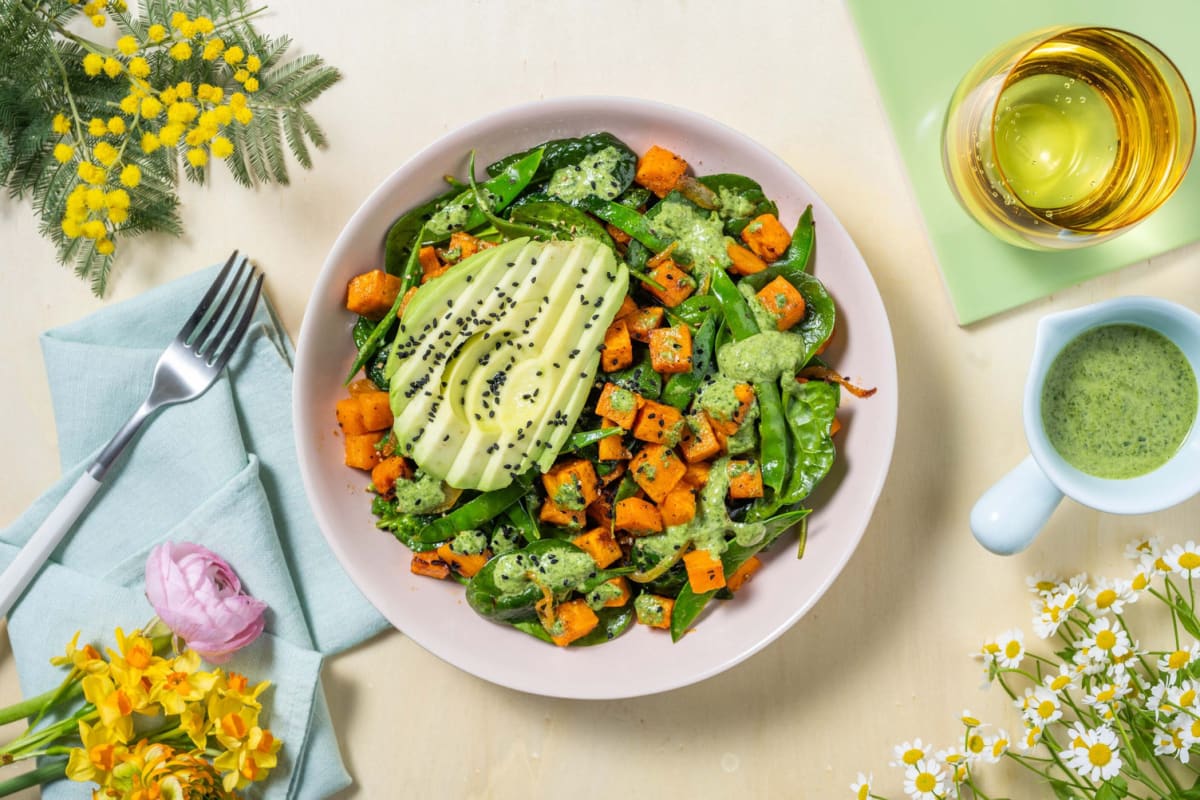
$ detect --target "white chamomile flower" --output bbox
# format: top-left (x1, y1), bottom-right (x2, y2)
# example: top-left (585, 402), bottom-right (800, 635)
top-left (1062, 725), bottom-right (1122, 781)
top-left (1018, 686), bottom-right (1063, 726)
top-left (1124, 534), bottom-right (1162, 562)
top-left (1159, 642), bottom-right (1200, 680)
top-left (1180, 714), bottom-right (1200, 749)
top-left (1059, 573), bottom-right (1089, 597)
top-left (1164, 541), bottom-right (1200, 578)
top-left (850, 772), bottom-right (873, 800)
top-left (1148, 680), bottom-right (1177, 718)
top-left (1026, 571), bottom-right (1062, 596)
top-left (982, 730), bottom-right (1010, 764)
top-left (1086, 577), bottom-right (1137, 615)
top-left (903, 759), bottom-right (945, 800)
top-left (936, 746), bottom-right (970, 786)
top-left (1169, 679), bottom-right (1199, 714)
top-left (1083, 676), bottom-right (1131, 719)
top-left (1075, 617), bottom-right (1131, 666)
top-left (1032, 593), bottom-right (1074, 639)
top-left (959, 709), bottom-right (981, 729)
top-left (1153, 721), bottom-right (1187, 762)
top-left (1042, 663), bottom-right (1077, 695)
top-left (890, 738), bottom-right (930, 768)
top-left (990, 629), bottom-right (1025, 669)
top-left (1020, 723), bottom-right (1044, 752)
top-left (961, 728), bottom-right (987, 761)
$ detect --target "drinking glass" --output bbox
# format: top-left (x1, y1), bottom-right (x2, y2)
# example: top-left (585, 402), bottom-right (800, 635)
top-left (942, 26), bottom-right (1195, 250)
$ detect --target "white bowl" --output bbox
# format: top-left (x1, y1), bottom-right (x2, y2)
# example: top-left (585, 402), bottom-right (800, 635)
top-left (294, 97), bottom-right (898, 699)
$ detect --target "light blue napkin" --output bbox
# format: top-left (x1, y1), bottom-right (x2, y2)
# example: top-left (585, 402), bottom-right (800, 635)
top-left (0, 266), bottom-right (389, 798)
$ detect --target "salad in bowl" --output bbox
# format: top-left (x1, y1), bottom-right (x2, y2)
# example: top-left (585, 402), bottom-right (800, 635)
top-left (331, 131), bottom-right (872, 648)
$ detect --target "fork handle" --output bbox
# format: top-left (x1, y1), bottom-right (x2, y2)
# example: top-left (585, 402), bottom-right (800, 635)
top-left (0, 472), bottom-right (102, 619)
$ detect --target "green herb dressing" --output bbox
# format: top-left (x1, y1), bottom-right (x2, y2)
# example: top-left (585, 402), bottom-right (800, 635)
top-left (645, 194), bottom-right (731, 283)
top-left (1041, 324), bottom-right (1197, 479)
top-left (546, 145), bottom-right (626, 203)
top-left (717, 186), bottom-right (756, 219)
top-left (392, 470), bottom-right (448, 514)
top-left (717, 331), bottom-right (810, 384)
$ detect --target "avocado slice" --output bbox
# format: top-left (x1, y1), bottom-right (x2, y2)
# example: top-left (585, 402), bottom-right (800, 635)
top-left (385, 237), bottom-right (629, 491)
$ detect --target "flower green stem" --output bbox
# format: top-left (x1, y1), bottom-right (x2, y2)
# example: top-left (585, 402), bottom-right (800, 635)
top-left (0, 681), bottom-right (81, 728)
top-left (0, 758), bottom-right (67, 797)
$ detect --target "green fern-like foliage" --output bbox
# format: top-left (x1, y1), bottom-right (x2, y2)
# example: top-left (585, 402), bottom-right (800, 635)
top-left (0, 0), bottom-right (341, 295)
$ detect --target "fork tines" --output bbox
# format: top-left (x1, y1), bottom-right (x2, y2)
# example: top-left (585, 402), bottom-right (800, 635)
top-left (178, 251), bottom-right (264, 369)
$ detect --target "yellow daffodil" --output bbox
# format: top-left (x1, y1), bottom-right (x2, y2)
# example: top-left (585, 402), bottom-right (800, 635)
top-left (152, 650), bottom-right (219, 715)
top-left (65, 720), bottom-right (125, 785)
top-left (49, 630), bottom-right (109, 675)
top-left (81, 674), bottom-right (134, 742)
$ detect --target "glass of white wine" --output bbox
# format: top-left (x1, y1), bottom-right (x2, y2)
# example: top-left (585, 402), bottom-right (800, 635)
top-left (943, 26), bottom-right (1195, 250)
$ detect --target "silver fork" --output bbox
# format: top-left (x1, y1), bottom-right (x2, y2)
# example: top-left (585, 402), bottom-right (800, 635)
top-left (0, 253), bottom-right (263, 618)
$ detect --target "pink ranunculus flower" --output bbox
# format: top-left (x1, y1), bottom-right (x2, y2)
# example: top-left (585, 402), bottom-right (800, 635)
top-left (144, 541), bottom-right (268, 663)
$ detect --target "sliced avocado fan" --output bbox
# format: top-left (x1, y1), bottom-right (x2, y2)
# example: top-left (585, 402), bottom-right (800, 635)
top-left (384, 237), bottom-right (629, 491)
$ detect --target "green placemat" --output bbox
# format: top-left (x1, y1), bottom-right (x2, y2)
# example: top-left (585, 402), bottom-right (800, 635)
top-left (847, 0), bottom-right (1200, 324)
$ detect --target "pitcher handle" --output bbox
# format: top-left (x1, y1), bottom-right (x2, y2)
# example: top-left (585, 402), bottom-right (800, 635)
top-left (970, 456), bottom-right (1064, 555)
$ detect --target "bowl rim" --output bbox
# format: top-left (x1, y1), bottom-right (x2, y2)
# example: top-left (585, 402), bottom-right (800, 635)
top-left (293, 95), bottom-right (899, 698)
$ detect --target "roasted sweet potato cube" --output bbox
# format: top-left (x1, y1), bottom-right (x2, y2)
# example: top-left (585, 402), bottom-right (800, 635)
top-left (599, 461), bottom-right (626, 485)
top-left (539, 498), bottom-right (585, 528)
top-left (632, 400), bottom-right (686, 446)
top-left (435, 542), bottom-right (490, 578)
top-left (418, 245), bottom-right (442, 278)
top-left (572, 527), bottom-right (623, 569)
top-left (740, 213), bottom-right (792, 262)
top-left (683, 548), bottom-right (727, 593)
top-left (597, 423), bottom-right (632, 460)
top-left (830, 417), bottom-right (842, 437)
top-left (371, 456), bottom-right (412, 496)
top-left (635, 145), bottom-right (688, 198)
top-left (358, 390), bottom-right (393, 431)
top-left (346, 270), bottom-right (402, 320)
top-left (630, 444), bottom-right (687, 503)
top-left (634, 594), bottom-right (674, 629)
top-left (601, 318), bottom-right (634, 372)
top-left (707, 384), bottom-right (757, 435)
top-left (680, 413), bottom-right (721, 463)
top-left (726, 241), bottom-right (767, 275)
top-left (649, 324), bottom-right (692, 375)
top-left (344, 432), bottom-right (384, 470)
top-left (586, 495), bottom-right (614, 528)
top-left (449, 231), bottom-right (485, 261)
top-left (642, 261), bottom-right (695, 308)
top-left (614, 295), bottom-right (638, 320)
top-left (614, 497), bottom-right (663, 535)
top-left (756, 275), bottom-right (807, 331)
top-left (625, 306), bottom-right (665, 342)
top-left (659, 487), bottom-right (697, 527)
top-left (335, 397), bottom-right (369, 435)
top-left (347, 378), bottom-right (381, 395)
top-left (550, 599), bottom-right (601, 647)
top-left (411, 551), bottom-right (449, 580)
top-left (595, 383), bottom-right (642, 430)
top-left (542, 459), bottom-right (599, 511)
top-left (726, 556), bottom-right (763, 593)
top-left (683, 461), bottom-right (711, 488)
top-left (727, 460), bottom-right (764, 499)
top-left (599, 577), bottom-right (632, 607)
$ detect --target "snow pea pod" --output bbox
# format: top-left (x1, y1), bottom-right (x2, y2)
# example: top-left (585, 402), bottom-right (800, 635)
top-left (608, 354), bottom-right (662, 400)
top-left (425, 148), bottom-right (545, 241)
top-left (465, 151), bottom-right (550, 240)
top-left (508, 200), bottom-right (615, 250)
top-left (466, 539), bottom-right (588, 621)
top-left (352, 316), bottom-right (390, 388)
top-left (574, 196), bottom-right (670, 252)
top-left (505, 501), bottom-right (541, 543)
top-left (668, 509), bottom-right (810, 642)
top-left (416, 474), bottom-right (533, 545)
top-left (753, 379), bottom-right (789, 495)
top-left (773, 205), bottom-right (815, 273)
top-left (710, 268), bottom-right (759, 341)
top-left (670, 295), bottom-right (722, 329)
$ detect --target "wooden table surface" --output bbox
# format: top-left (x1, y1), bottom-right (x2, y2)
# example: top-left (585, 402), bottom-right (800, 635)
top-left (3, 1), bottom-right (1198, 797)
